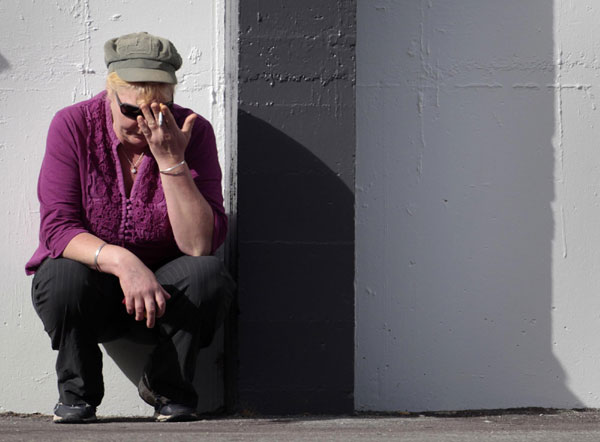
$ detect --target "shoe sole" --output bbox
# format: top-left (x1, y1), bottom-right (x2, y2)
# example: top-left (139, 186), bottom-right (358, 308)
top-left (53, 414), bottom-right (98, 424)
top-left (154, 412), bottom-right (197, 422)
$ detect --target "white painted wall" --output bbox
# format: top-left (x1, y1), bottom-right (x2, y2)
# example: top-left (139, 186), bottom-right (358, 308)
top-left (0, 0), bottom-right (234, 415)
top-left (356, 0), bottom-right (598, 411)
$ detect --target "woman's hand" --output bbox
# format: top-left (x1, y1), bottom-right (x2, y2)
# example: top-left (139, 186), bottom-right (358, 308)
top-left (115, 254), bottom-right (171, 329)
top-left (137, 101), bottom-right (197, 168)
top-left (63, 235), bottom-right (172, 328)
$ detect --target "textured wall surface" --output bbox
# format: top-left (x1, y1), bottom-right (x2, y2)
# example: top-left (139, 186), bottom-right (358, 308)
top-left (0, 0), bottom-right (232, 415)
top-left (238, 0), bottom-right (356, 413)
top-left (356, 0), bottom-right (595, 411)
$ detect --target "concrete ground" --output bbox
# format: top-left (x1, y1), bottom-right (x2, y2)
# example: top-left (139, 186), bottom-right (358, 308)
top-left (2, 409), bottom-right (600, 441)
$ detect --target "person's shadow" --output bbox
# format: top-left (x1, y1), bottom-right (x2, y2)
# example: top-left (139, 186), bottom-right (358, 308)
top-left (235, 110), bottom-right (355, 412)
top-left (103, 288), bottom-right (228, 414)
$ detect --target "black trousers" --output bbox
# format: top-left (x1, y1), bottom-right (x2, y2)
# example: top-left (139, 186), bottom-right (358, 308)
top-left (31, 255), bottom-right (235, 408)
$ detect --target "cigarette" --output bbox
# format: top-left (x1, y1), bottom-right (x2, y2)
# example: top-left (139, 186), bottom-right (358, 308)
top-left (158, 111), bottom-right (164, 127)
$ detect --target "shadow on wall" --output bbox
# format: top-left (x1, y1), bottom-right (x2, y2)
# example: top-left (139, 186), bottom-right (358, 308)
top-left (236, 110), bottom-right (355, 413)
top-left (103, 326), bottom-right (226, 414)
top-left (356, 1), bottom-right (581, 410)
top-left (237, 110), bottom-right (354, 242)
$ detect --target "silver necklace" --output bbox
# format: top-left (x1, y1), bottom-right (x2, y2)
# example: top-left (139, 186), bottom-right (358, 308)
top-left (121, 148), bottom-right (145, 174)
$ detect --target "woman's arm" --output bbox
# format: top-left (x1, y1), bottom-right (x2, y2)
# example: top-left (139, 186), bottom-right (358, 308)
top-left (138, 102), bottom-right (216, 256)
top-left (158, 165), bottom-right (214, 256)
top-left (63, 232), bottom-right (170, 328)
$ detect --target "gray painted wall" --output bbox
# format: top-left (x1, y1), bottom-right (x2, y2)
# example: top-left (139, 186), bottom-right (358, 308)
top-left (356, 0), bottom-right (592, 411)
top-left (237, 0), bottom-right (356, 413)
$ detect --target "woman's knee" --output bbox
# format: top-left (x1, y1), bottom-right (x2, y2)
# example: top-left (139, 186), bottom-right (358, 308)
top-left (157, 255), bottom-right (235, 319)
top-left (191, 256), bottom-right (235, 307)
top-left (32, 258), bottom-right (91, 304)
top-left (159, 256), bottom-right (234, 298)
top-left (31, 258), bottom-right (95, 326)
top-left (155, 256), bottom-right (235, 345)
top-left (192, 257), bottom-right (235, 330)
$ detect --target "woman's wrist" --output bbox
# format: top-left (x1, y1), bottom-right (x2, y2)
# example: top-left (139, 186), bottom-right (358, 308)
top-left (94, 242), bottom-right (107, 271)
top-left (159, 160), bottom-right (187, 175)
top-left (97, 244), bottom-right (141, 277)
top-left (152, 149), bottom-right (184, 166)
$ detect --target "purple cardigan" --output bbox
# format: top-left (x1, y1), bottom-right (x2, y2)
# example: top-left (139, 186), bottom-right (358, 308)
top-left (26, 91), bottom-right (227, 275)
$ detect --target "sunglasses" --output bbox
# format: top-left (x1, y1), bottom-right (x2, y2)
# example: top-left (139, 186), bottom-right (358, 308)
top-left (114, 92), bottom-right (174, 120)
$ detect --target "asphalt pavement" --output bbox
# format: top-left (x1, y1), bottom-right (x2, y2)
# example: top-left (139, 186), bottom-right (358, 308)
top-left (2, 409), bottom-right (600, 441)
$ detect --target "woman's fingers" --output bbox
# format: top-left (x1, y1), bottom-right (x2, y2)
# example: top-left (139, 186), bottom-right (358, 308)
top-left (160, 103), bottom-right (177, 128)
top-left (137, 103), bottom-right (160, 141)
top-left (125, 294), bottom-right (135, 315)
top-left (180, 113), bottom-right (198, 139)
top-left (159, 104), bottom-right (196, 144)
top-left (150, 102), bottom-right (163, 127)
top-left (135, 296), bottom-right (146, 322)
top-left (141, 102), bottom-right (158, 126)
top-left (144, 295), bottom-right (157, 328)
top-left (137, 115), bottom-right (151, 137)
top-left (117, 260), bottom-right (167, 328)
top-left (124, 288), bottom-right (167, 327)
top-left (155, 289), bottom-right (168, 318)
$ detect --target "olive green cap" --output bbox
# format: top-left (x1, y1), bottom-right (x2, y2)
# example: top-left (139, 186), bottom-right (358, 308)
top-left (104, 32), bottom-right (182, 84)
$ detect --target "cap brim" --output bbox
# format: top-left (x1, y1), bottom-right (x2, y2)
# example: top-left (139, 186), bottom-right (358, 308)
top-left (115, 67), bottom-right (177, 84)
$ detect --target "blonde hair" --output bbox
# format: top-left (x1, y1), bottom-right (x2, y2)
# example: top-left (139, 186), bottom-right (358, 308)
top-left (106, 72), bottom-right (175, 104)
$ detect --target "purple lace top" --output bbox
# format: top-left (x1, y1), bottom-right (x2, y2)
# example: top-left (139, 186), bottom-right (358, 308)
top-left (25, 91), bottom-right (227, 275)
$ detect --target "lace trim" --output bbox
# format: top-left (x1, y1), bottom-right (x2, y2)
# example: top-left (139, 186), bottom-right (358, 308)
top-left (82, 96), bottom-right (173, 245)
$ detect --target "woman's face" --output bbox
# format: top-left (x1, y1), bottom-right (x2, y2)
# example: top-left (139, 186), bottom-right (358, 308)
top-left (108, 88), bottom-right (149, 149)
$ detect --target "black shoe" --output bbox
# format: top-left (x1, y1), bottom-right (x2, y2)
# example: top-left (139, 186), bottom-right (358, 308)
top-left (53, 402), bottom-right (97, 424)
top-left (154, 402), bottom-right (198, 422)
